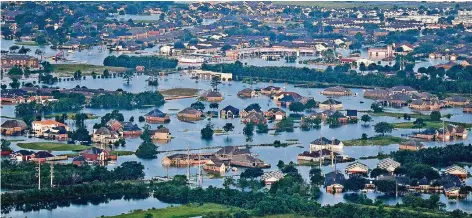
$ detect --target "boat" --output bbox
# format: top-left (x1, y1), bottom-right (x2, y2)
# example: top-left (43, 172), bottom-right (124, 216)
top-left (360, 101), bottom-right (364, 104)
top-left (178, 56), bottom-right (204, 64)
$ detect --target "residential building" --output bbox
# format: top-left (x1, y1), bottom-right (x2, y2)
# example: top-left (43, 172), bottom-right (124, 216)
top-left (145, 108), bottom-right (170, 123)
top-left (92, 127), bottom-right (120, 144)
top-left (399, 140), bottom-right (425, 151)
top-left (322, 86), bottom-right (352, 96)
top-left (1, 54), bottom-right (39, 69)
top-left (220, 105), bottom-right (240, 119)
top-left (32, 120), bottom-right (70, 137)
top-left (309, 137), bottom-right (343, 152)
top-left (444, 166), bottom-right (468, 181)
top-left (203, 157), bottom-right (227, 173)
top-left (261, 86), bottom-right (282, 95)
top-left (345, 162), bottom-right (369, 176)
top-left (1, 120), bottom-right (27, 136)
top-left (230, 154), bottom-right (269, 168)
top-left (377, 158), bottom-right (401, 174)
top-left (240, 104), bottom-right (263, 118)
top-left (151, 126), bottom-right (171, 141)
top-left (319, 99), bottom-right (343, 110)
top-left (264, 108), bottom-right (286, 121)
top-left (241, 111), bottom-right (266, 124)
top-left (324, 171), bottom-right (345, 193)
top-left (237, 88), bottom-right (257, 98)
top-left (177, 107), bottom-right (203, 121)
top-left (80, 147), bottom-right (110, 162)
top-left (262, 171), bottom-right (285, 185)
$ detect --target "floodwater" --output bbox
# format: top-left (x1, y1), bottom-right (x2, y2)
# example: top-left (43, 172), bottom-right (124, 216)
top-left (2, 73), bottom-right (472, 216)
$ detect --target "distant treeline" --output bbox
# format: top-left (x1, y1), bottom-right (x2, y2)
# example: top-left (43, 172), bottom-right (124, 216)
top-left (391, 143), bottom-right (472, 168)
top-left (88, 91), bottom-right (165, 109)
top-left (202, 62), bottom-right (472, 94)
top-left (103, 55), bottom-right (178, 69)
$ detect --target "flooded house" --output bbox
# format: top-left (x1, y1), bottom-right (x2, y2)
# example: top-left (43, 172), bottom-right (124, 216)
top-left (297, 149), bottom-right (340, 162)
top-left (11, 150), bottom-right (35, 162)
top-left (444, 166), bottom-right (468, 181)
top-left (441, 174), bottom-right (463, 198)
top-left (322, 86), bottom-right (352, 96)
top-left (389, 86), bottom-right (418, 95)
top-left (399, 140), bottom-right (425, 151)
top-left (1, 120), bottom-right (28, 136)
top-left (345, 162), bottom-right (369, 176)
top-left (237, 88), bottom-right (257, 98)
top-left (177, 107), bottom-right (204, 121)
top-left (463, 104), bottom-right (472, 113)
top-left (412, 128), bottom-right (437, 140)
top-left (264, 108), bottom-right (286, 121)
top-left (260, 86), bottom-right (282, 95)
top-left (162, 153), bottom-right (213, 166)
top-left (145, 108), bottom-right (170, 123)
top-left (203, 157), bottom-right (227, 173)
top-left (151, 126), bottom-right (171, 141)
top-left (319, 99), bottom-right (343, 110)
top-left (324, 171), bottom-right (345, 193)
top-left (445, 96), bottom-right (469, 106)
top-left (382, 93), bottom-right (411, 107)
top-left (240, 104), bottom-right (263, 118)
top-left (32, 120), bottom-right (70, 138)
top-left (92, 127), bottom-right (120, 144)
top-left (364, 88), bottom-right (390, 99)
top-left (262, 171), bottom-right (285, 185)
top-left (309, 137), bottom-right (343, 152)
top-left (408, 99), bottom-right (442, 110)
top-left (230, 154), bottom-right (270, 168)
top-left (215, 146), bottom-right (250, 160)
top-left (201, 90), bottom-right (224, 102)
top-left (241, 111), bottom-right (266, 124)
top-left (43, 126), bottom-right (69, 141)
top-left (220, 105), bottom-right (240, 119)
top-left (80, 147), bottom-right (111, 162)
top-left (30, 151), bottom-right (55, 163)
top-left (120, 122), bottom-right (142, 136)
top-left (377, 158), bottom-right (401, 174)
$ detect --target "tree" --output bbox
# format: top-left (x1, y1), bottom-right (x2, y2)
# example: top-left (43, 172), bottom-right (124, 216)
top-left (256, 122), bottom-right (269, 133)
top-left (361, 114), bottom-right (372, 126)
top-left (375, 179), bottom-right (396, 194)
top-left (136, 127), bottom-right (158, 159)
top-left (9, 45), bottom-right (19, 53)
top-left (69, 127), bottom-right (91, 143)
top-left (209, 102), bottom-right (219, 111)
top-left (304, 99), bottom-right (317, 109)
top-left (9, 78), bottom-right (20, 89)
top-left (371, 103), bottom-right (383, 113)
top-left (288, 102), bottom-right (304, 114)
top-left (138, 116), bottom-right (145, 122)
top-left (223, 177), bottom-right (235, 189)
top-left (240, 168), bottom-right (263, 179)
top-left (201, 123), bottom-right (214, 140)
top-left (8, 66), bottom-right (23, 76)
top-left (374, 122), bottom-right (394, 136)
top-left (370, 168), bottom-right (389, 178)
top-left (1, 139), bottom-right (12, 152)
top-left (210, 75), bottom-right (221, 91)
top-left (413, 118), bottom-right (426, 132)
top-left (222, 123), bottom-right (234, 138)
top-left (191, 101), bottom-right (205, 111)
top-left (73, 70), bottom-right (82, 80)
top-left (129, 116), bottom-right (134, 122)
top-left (113, 161), bottom-right (145, 180)
top-left (103, 69), bottom-right (110, 78)
top-left (344, 176), bottom-right (367, 191)
top-left (123, 71), bottom-right (133, 84)
top-left (18, 46), bottom-right (31, 55)
top-left (309, 168), bottom-right (324, 185)
top-left (75, 113), bottom-right (88, 128)
top-left (243, 122), bottom-right (254, 137)
top-left (430, 111), bottom-right (441, 121)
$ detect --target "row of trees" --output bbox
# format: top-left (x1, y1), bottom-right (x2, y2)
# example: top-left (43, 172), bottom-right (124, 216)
top-left (89, 91), bottom-right (165, 109)
top-left (103, 55), bottom-right (178, 69)
top-left (202, 62), bottom-right (472, 94)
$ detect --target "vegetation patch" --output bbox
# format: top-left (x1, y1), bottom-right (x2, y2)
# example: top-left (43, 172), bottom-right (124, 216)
top-left (109, 203), bottom-right (243, 218)
top-left (160, 88), bottom-right (200, 96)
top-left (52, 64), bottom-right (128, 76)
top-left (14, 41), bottom-right (39, 46)
top-left (344, 136), bottom-right (407, 146)
top-left (393, 121), bottom-right (472, 129)
top-left (16, 142), bottom-right (90, 151)
top-left (44, 112), bottom-right (97, 119)
top-left (110, 150), bottom-right (135, 156)
top-left (369, 112), bottom-right (430, 119)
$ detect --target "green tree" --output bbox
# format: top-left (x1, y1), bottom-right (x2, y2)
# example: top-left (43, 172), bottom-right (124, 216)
top-left (9, 78), bottom-right (20, 89)
top-left (8, 66), bottom-right (23, 76)
top-left (309, 168), bottom-right (324, 185)
top-left (430, 111), bottom-right (441, 121)
top-left (103, 69), bottom-right (110, 78)
top-left (371, 103), bottom-right (383, 113)
top-left (361, 114), bottom-right (372, 125)
top-left (413, 118), bottom-right (426, 132)
top-left (138, 116), bottom-right (145, 122)
top-left (209, 102), bottom-right (219, 111)
top-left (191, 101), bottom-right (205, 111)
top-left (222, 123), bottom-right (234, 139)
top-left (374, 122), bottom-right (394, 136)
top-left (201, 123), bottom-right (214, 140)
top-left (243, 122), bottom-right (254, 136)
top-left (210, 75), bottom-right (221, 91)
top-left (240, 168), bottom-right (263, 179)
top-left (370, 168), bottom-right (389, 178)
top-left (256, 122), bottom-right (269, 133)
top-left (288, 102), bottom-right (304, 114)
top-left (136, 139), bottom-right (158, 159)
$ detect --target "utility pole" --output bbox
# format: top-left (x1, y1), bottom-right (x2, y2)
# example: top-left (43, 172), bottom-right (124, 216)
top-left (36, 162), bottom-right (41, 190)
top-left (50, 164), bottom-right (54, 188)
top-left (186, 145), bottom-right (190, 182)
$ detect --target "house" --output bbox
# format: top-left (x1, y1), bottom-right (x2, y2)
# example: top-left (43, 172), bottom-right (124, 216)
top-left (216, 146), bottom-right (251, 160)
top-left (445, 96), bottom-right (469, 106)
top-left (437, 128), bottom-right (451, 141)
top-left (240, 104), bottom-right (263, 118)
top-left (230, 154), bottom-right (269, 168)
top-left (367, 45), bottom-right (394, 59)
top-left (264, 108), bottom-right (286, 121)
top-left (408, 99), bottom-right (442, 111)
top-left (364, 88), bottom-right (390, 99)
top-left (346, 110), bottom-right (357, 119)
top-left (92, 127), bottom-right (120, 144)
top-left (322, 86), bottom-right (352, 96)
top-left (310, 137), bottom-right (343, 152)
top-left (455, 126), bottom-right (468, 138)
top-left (441, 174), bottom-right (463, 198)
top-left (324, 171), bottom-right (345, 193)
top-left (120, 122), bottom-right (142, 136)
top-left (145, 108), bottom-right (170, 123)
top-left (297, 149), bottom-right (340, 162)
top-left (1, 54), bottom-right (39, 69)
top-left (464, 104), bottom-right (472, 113)
top-left (11, 150), bottom-right (34, 161)
top-left (383, 93), bottom-right (411, 107)
top-left (43, 126), bottom-right (69, 141)
top-left (241, 111), bottom-right (266, 124)
top-left (220, 105), bottom-right (239, 119)
top-left (377, 158), bottom-right (401, 174)
top-left (162, 153), bottom-right (211, 166)
top-left (345, 162), bottom-right (369, 176)
top-left (1, 120), bottom-right (27, 136)
top-left (201, 90), bottom-right (224, 102)
top-left (151, 126), bottom-right (171, 141)
top-left (80, 147), bottom-right (110, 161)
top-left (106, 119), bottom-right (123, 131)
top-left (237, 88), bottom-right (257, 98)
top-left (261, 86), bottom-right (282, 95)
top-left (32, 120), bottom-right (70, 137)
top-left (444, 166), bottom-right (468, 181)
top-left (399, 140), bottom-right (425, 151)
top-left (30, 151), bottom-right (54, 163)
top-left (319, 99), bottom-right (343, 110)
top-left (72, 155), bottom-right (87, 166)
top-left (262, 171), bottom-right (285, 185)
top-left (177, 107), bottom-right (203, 121)
top-left (203, 157), bottom-right (227, 173)
top-left (413, 128), bottom-right (437, 140)
top-left (389, 86), bottom-right (418, 95)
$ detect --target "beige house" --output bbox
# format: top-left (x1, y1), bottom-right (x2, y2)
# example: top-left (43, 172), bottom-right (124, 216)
top-left (152, 126), bottom-right (171, 140)
top-left (92, 127), bottom-right (120, 144)
top-left (32, 120), bottom-right (70, 137)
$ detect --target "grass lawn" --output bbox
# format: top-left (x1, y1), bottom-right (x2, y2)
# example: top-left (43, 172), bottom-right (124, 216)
top-left (44, 112), bottom-right (98, 119)
top-left (393, 121), bottom-right (472, 129)
top-left (160, 88), bottom-right (200, 96)
top-left (369, 112), bottom-right (430, 120)
top-left (109, 203), bottom-right (243, 218)
top-left (344, 136), bottom-right (407, 146)
top-left (52, 64), bottom-right (128, 77)
top-left (16, 142), bottom-right (90, 151)
top-left (110, 150), bottom-right (135, 156)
